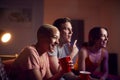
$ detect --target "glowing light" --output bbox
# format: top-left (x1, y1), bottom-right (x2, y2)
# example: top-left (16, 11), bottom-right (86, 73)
top-left (1, 33), bottom-right (11, 43)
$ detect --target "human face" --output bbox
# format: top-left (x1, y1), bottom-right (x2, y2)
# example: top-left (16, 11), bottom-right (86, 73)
top-left (49, 29), bottom-right (60, 52)
top-left (60, 22), bottom-right (73, 44)
top-left (95, 28), bottom-right (108, 48)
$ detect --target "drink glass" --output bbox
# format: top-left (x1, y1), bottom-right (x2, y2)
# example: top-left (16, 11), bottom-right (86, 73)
top-left (79, 71), bottom-right (91, 80)
top-left (59, 56), bottom-right (71, 72)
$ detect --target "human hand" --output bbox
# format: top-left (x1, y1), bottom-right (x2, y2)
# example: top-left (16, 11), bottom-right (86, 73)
top-left (68, 59), bottom-right (74, 69)
top-left (59, 56), bottom-right (74, 73)
top-left (69, 40), bottom-right (79, 59)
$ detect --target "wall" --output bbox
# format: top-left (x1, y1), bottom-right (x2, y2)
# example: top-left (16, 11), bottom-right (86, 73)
top-left (44, 0), bottom-right (120, 75)
top-left (0, 0), bottom-right (43, 54)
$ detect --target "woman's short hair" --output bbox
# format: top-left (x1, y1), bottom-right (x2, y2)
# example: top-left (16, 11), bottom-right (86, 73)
top-left (37, 24), bottom-right (58, 41)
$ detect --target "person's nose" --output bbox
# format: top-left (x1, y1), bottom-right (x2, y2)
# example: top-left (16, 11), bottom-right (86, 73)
top-left (55, 39), bottom-right (59, 44)
top-left (104, 36), bottom-right (108, 43)
top-left (69, 29), bottom-right (73, 34)
top-left (105, 36), bottom-right (108, 41)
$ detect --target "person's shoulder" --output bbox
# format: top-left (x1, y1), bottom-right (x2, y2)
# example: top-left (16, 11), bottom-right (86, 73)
top-left (19, 45), bottom-right (37, 55)
top-left (78, 46), bottom-right (88, 57)
top-left (21, 45), bottom-right (34, 50)
top-left (79, 46), bottom-right (88, 52)
top-left (25, 45), bottom-right (35, 50)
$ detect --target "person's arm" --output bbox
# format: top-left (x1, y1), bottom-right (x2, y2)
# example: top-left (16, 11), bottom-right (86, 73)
top-left (69, 40), bottom-right (79, 59)
top-left (100, 49), bottom-right (109, 80)
top-left (49, 55), bottom-right (60, 74)
top-left (46, 59), bottom-right (78, 80)
top-left (27, 69), bottom-right (43, 80)
top-left (48, 46), bottom-right (61, 74)
top-left (46, 67), bottom-right (64, 80)
top-left (27, 68), bottom-right (63, 80)
top-left (78, 48), bottom-right (87, 71)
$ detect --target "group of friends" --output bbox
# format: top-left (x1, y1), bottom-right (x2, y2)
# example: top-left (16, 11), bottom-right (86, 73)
top-left (8, 17), bottom-right (109, 80)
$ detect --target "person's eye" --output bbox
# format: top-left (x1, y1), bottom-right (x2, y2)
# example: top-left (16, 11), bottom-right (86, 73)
top-left (52, 36), bottom-right (57, 39)
top-left (51, 35), bottom-right (58, 39)
top-left (62, 27), bottom-right (68, 30)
